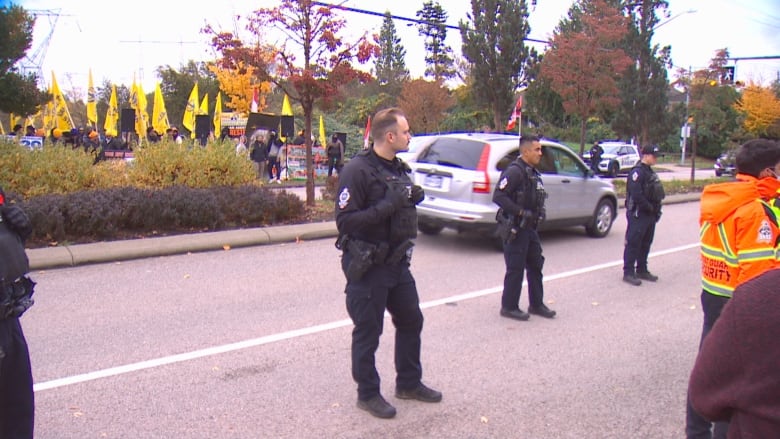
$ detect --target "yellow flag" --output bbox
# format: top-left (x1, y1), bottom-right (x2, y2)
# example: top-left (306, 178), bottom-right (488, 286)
top-left (43, 100), bottom-right (55, 133)
top-left (9, 113), bottom-right (21, 131)
top-left (87, 69), bottom-right (98, 126)
top-left (152, 82), bottom-right (170, 135)
top-left (319, 114), bottom-right (327, 149)
top-left (104, 84), bottom-right (118, 136)
top-left (135, 81), bottom-right (149, 139)
top-left (50, 71), bottom-right (74, 131)
top-left (213, 92), bottom-right (222, 138)
top-left (281, 94), bottom-right (293, 116)
top-left (182, 82), bottom-right (198, 133)
top-left (199, 94), bottom-right (208, 115)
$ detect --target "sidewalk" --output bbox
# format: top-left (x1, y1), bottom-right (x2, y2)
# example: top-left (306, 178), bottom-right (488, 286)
top-left (27, 192), bottom-right (701, 271)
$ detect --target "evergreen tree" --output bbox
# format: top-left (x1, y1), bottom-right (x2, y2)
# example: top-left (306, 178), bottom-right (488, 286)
top-left (612, 0), bottom-right (672, 148)
top-left (460, 0), bottom-right (535, 131)
top-left (0, 5), bottom-right (50, 116)
top-left (416, 1), bottom-right (455, 81)
top-left (375, 11), bottom-right (409, 94)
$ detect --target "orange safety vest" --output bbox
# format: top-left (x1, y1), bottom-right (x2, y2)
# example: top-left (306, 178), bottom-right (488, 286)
top-left (700, 177), bottom-right (780, 298)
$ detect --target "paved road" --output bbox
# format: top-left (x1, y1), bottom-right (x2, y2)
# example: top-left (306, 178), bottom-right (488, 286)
top-left (25, 201), bottom-right (703, 438)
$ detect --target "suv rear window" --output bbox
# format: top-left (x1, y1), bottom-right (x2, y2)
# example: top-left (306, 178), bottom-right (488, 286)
top-left (415, 137), bottom-right (486, 170)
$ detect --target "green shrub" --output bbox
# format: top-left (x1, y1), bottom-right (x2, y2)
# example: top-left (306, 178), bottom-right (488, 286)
top-left (0, 140), bottom-right (125, 198)
top-left (129, 142), bottom-right (255, 188)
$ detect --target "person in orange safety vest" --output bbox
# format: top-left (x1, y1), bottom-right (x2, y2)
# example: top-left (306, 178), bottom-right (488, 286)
top-left (686, 138), bottom-right (780, 439)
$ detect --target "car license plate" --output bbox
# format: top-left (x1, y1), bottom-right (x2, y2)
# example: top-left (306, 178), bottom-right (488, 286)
top-left (424, 174), bottom-right (443, 188)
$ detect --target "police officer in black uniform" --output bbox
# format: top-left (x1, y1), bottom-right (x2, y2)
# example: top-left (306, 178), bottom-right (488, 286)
top-left (622, 145), bottom-right (665, 286)
top-left (0, 187), bottom-right (36, 438)
top-left (335, 108), bottom-right (441, 419)
top-left (493, 135), bottom-right (556, 321)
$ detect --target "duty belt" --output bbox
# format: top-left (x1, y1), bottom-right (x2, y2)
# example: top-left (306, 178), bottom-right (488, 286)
top-left (0, 276), bottom-right (35, 320)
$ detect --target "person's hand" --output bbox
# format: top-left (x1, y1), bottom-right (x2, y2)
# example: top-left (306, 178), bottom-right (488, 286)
top-left (537, 207), bottom-right (546, 223)
top-left (655, 208), bottom-right (662, 223)
top-left (386, 184), bottom-right (409, 209)
top-left (2, 205), bottom-right (32, 240)
top-left (410, 185), bottom-right (425, 205)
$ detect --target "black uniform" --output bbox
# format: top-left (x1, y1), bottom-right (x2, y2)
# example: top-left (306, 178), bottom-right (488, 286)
top-left (623, 162), bottom-right (664, 277)
top-left (589, 144), bottom-right (603, 173)
top-left (335, 148), bottom-right (425, 401)
top-left (0, 190), bottom-right (35, 439)
top-left (492, 158), bottom-right (548, 312)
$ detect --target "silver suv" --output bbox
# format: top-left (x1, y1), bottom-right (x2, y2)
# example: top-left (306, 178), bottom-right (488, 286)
top-left (408, 133), bottom-right (618, 241)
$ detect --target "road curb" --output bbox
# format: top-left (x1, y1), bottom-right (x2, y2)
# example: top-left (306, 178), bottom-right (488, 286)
top-left (27, 192), bottom-right (700, 271)
top-left (28, 221), bottom-right (338, 270)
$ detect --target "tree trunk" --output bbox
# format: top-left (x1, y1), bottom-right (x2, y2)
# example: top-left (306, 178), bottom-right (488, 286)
top-left (303, 108), bottom-right (315, 206)
top-left (579, 118), bottom-right (587, 156)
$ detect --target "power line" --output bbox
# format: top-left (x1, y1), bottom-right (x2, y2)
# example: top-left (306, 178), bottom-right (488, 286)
top-left (311, 1), bottom-right (549, 45)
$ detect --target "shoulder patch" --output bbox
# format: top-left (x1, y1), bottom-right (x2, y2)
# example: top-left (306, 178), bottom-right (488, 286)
top-left (757, 219), bottom-right (772, 243)
top-left (499, 177), bottom-right (508, 190)
top-left (338, 187), bottom-right (351, 210)
top-left (631, 171), bottom-right (639, 181)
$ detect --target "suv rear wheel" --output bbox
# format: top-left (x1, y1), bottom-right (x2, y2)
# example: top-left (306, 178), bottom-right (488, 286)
top-left (585, 199), bottom-right (615, 238)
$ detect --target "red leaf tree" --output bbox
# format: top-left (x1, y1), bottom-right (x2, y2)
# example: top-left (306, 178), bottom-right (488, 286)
top-left (205, 0), bottom-right (377, 205)
top-left (540, 0), bottom-right (632, 154)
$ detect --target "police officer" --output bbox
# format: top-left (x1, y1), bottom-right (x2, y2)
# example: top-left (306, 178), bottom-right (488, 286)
top-left (0, 187), bottom-right (36, 438)
top-left (335, 108), bottom-right (441, 419)
top-left (622, 145), bottom-right (665, 286)
top-left (493, 135), bottom-right (556, 321)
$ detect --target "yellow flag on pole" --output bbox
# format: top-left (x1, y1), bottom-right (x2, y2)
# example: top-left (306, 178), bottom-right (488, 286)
top-left (281, 94), bottom-right (293, 116)
top-left (152, 82), bottom-right (170, 135)
top-left (87, 69), bottom-right (98, 126)
top-left (135, 81), bottom-right (149, 139)
top-left (50, 71), bottom-right (74, 131)
top-left (104, 84), bottom-right (118, 136)
top-left (182, 82), bottom-right (198, 134)
top-left (194, 94), bottom-right (208, 139)
top-left (199, 94), bottom-right (208, 115)
top-left (319, 114), bottom-right (327, 149)
top-left (213, 92), bottom-right (222, 138)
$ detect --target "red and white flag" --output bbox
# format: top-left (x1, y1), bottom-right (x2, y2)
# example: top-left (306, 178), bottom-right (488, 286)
top-left (506, 96), bottom-right (523, 131)
top-left (363, 115), bottom-right (371, 149)
top-left (250, 87), bottom-right (259, 113)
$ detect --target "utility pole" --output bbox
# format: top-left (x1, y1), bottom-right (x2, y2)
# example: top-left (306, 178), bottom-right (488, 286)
top-left (681, 66), bottom-right (691, 165)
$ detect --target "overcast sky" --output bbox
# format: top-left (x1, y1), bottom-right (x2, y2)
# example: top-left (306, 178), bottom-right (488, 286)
top-left (13, 0), bottom-right (780, 98)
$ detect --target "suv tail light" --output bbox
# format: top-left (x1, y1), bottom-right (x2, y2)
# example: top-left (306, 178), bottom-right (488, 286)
top-left (472, 144), bottom-right (491, 193)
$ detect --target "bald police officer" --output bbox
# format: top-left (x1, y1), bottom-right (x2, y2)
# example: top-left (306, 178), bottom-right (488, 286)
top-left (335, 108), bottom-right (441, 419)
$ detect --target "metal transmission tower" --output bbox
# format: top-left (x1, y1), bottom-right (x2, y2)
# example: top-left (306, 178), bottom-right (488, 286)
top-left (19, 9), bottom-right (65, 86)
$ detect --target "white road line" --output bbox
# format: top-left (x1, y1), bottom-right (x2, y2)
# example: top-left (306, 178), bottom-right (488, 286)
top-left (34, 242), bottom-right (699, 393)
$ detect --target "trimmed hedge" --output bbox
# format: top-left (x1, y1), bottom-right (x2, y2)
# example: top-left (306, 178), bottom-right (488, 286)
top-left (17, 185), bottom-right (304, 246)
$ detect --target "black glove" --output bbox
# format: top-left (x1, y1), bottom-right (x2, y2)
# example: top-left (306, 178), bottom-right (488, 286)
top-left (537, 207), bottom-right (546, 223)
top-left (518, 209), bottom-right (536, 228)
top-left (385, 184), bottom-right (409, 210)
top-left (655, 208), bottom-right (662, 223)
top-left (2, 205), bottom-right (32, 240)
top-left (375, 184), bottom-right (408, 217)
top-left (410, 185), bottom-right (425, 205)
